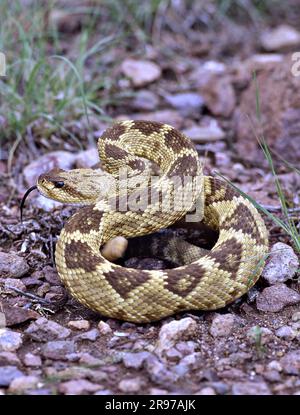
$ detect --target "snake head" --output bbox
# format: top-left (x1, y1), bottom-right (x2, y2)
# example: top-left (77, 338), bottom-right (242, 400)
top-left (37, 167), bottom-right (114, 204)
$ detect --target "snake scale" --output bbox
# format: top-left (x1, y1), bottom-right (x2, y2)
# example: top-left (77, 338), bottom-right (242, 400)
top-left (36, 120), bottom-right (269, 322)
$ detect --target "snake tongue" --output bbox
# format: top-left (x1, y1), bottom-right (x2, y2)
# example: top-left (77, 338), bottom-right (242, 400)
top-left (20, 185), bottom-right (38, 223)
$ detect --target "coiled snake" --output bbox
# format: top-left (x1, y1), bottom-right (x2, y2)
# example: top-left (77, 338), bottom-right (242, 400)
top-left (35, 120), bottom-right (268, 322)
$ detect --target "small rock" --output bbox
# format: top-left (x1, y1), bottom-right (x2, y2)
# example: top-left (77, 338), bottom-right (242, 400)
top-left (183, 119), bottom-right (225, 143)
top-left (164, 92), bottom-right (204, 117)
top-left (98, 321), bottom-right (112, 335)
top-left (155, 317), bottom-right (197, 356)
top-left (79, 353), bottom-right (104, 367)
top-left (23, 151), bottom-right (75, 186)
top-left (292, 312), bottom-right (300, 322)
top-left (280, 350), bottom-right (300, 375)
top-left (1, 302), bottom-right (38, 327)
top-left (132, 90), bottom-right (159, 111)
top-left (210, 314), bottom-right (235, 338)
top-left (199, 75), bottom-right (236, 117)
top-left (0, 252), bottom-right (29, 278)
top-left (23, 353), bottom-right (42, 367)
top-left (75, 148), bottom-right (99, 169)
top-left (4, 278), bottom-right (26, 294)
top-left (9, 375), bottom-right (40, 393)
top-left (0, 352), bottom-right (21, 366)
top-left (261, 25), bottom-right (300, 51)
top-left (262, 242), bottom-right (299, 284)
top-left (232, 381), bottom-right (270, 395)
top-left (59, 379), bottom-right (102, 395)
top-left (149, 388), bottom-right (168, 395)
top-left (43, 266), bottom-right (62, 285)
top-left (0, 329), bottom-right (22, 352)
top-left (68, 320), bottom-right (90, 331)
top-left (0, 366), bottom-right (24, 387)
top-left (196, 387), bottom-right (216, 395)
top-left (25, 317), bottom-right (71, 341)
top-left (122, 351), bottom-right (150, 369)
top-left (256, 283), bottom-right (300, 312)
top-left (118, 377), bottom-right (143, 393)
top-left (121, 59), bottom-right (161, 87)
top-left (145, 354), bottom-right (178, 385)
top-left (74, 329), bottom-right (99, 342)
top-left (267, 360), bottom-right (282, 372)
top-left (42, 341), bottom-right (75, 360)
top-left (247, 326), bottom-right (272, 345)
top-left (275, 325), bottom-right (296, 340)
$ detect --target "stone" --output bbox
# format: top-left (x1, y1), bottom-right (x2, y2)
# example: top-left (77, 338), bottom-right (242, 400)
top-left (9, 376), bottom-right (40, 393)
top-left (262, 243), bottom-right (299, 284)
top-left (75, 148), bottom-right (99, 169)
top-left (280, 350), bottom-right (300, 375)
top-left (25, 317), bottom-right (71, 341)
top-left (132, 90), bottom-right (159, 111)
top-left (210, 314), bottom-right (235, 338)
top-left (261, 25), bottom-right (300, 51)
top-left (0, 366), bottom-right (24, 387)
top-left (232, 381), bottom-right (270, 395)
top-left (98, 321), bottom-right (112, 335)
top-left (0, 252), bottom-right (29, 278)
top-left (155, 318), bottom-right (198, 356)
top-left (0, 352), bottom-right (21, 366)
top-left (122, 351), bottom-right (150, 369)
top-left (256, 284), bottom-right (300, 312)
top-left (121, 59), bottom-right (161, 87)
top-left (59, 379), bottom-right (102, 395)
top-left (23, 353), bottom-right (42, 367)
top-left (118, 377), bottom-right (143, 393)
top-left (43, 266), bottom-right (62, 285)
top-left (292, 312), bottom-right (300, 322)
top-left (42, 341), bottom-right (75, 360)
top-left (196, 387), bottom-right (216, 395)
top-left (74, 329), bottom-right (99, 342)
top-left (23, 151), bottom-right (75, 187)
top-left (145, 354), bottom-right (178, 386)
top-left (68, 320), bottom-right (90, 330)
top-left (164, 92), bottom-right (204, 117)
top-left (1, 302), bottom-right (38, 327)
top-left (183, 119), bottom-right (225, 143)
top-left (275, 325), bottom-right (296, 340)
top-left (4, 278), bottom-right (26, 294)
top-left (235, 58), bottom-right (300, 164)
top-left (0, 329), bottom-right (22, 352)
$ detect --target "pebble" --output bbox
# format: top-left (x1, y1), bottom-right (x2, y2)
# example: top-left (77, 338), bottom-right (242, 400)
top-left (292, 312), bottom-right (300, 322)
top-left (149, 388), bottom-right (168, 395)
top-left (68, 320), bottom-right (91, 331)
top-left (0, 252), bottom-right (29, 278)
top-left (25, 317), bottom-right (71, 341)
top-left (98, 321), bottom-right (112, 335)
top-left (0, 329), bottom-right (22, 352)
top-left (23, 353), bottom-right (42, 367)
top-left (132, 90), bottom-right (159, 111)
top-left (164, 92), bottom-right (204, 117)
top-left (256, 283), bottom-right (300, 312)
top-left (121, 59), bottom-right (161, 87)
top-left (118, 377), bottom-right (143, 393)
top-left (74, 329), bottom-right (99, 342)
top-left (122, 351), bottom-right (150, 369)
top-left (59, 379), bottom-right (102, 395)
top-left (183, 119), bottom-right (225, 143)
top-left (280, 350), bottom-right (300, 375)
top-left (262, 242), bottom-right (299, 284)
top-left (232, 381), bottom-right (270, 395)
top-left (209, 314), bottom-right (235, 338)
top-left (9, 376), bottom-right (40, 393)
top-left (0, 352), bottom-right (21, 366)
top-left (145, 354), bottom-right (178, 386)
top-left (260, 24), bottom-right (300, 51)
top-left (0, 366), bottom-right (24, 387)
top-left (155, 318), bottom-right (198, 356)
top-left (42, 341), bottom-right (75, 360)
top-left (267, 360), bottom-right (282, 372)
top-left (196, 386), bottom-right (216, 395)
top-left (275, 325), bottom-right (296, 340)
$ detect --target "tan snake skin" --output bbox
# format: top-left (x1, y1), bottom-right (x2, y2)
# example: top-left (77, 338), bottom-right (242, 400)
top-left (37, 120), bottom-right (269, 322)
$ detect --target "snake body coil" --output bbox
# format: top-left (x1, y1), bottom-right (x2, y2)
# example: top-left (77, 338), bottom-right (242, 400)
top-left (37, 120), bottom-right (268, 322)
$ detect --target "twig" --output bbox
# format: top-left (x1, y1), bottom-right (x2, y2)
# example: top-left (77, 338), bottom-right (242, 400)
top-left (5, 285), bottom-right (52, 304)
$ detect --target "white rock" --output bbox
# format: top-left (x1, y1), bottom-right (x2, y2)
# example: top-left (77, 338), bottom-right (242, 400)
top-left (261, 25), bottom-right (300, 51)
top-left (121, 59), bottom-right (161, 87)
top-left (98, 321), bottom-right (112, 335)
top-left (155, 318), bottom-right (197, 356)
top-left (183, 119), bottom-right (225, 143)
top-left (0, 329), bottom-right (22, 352)
top-left (9, 375), bottom-right (40, 392)
top-left (262, 242), bottom-right (299, 284)
top-left (68, 320), bottom-right (90, 330)
top-left (275, 326), bottom-right (296, 340)
top-left (210, 314), bottom-right (235, 338)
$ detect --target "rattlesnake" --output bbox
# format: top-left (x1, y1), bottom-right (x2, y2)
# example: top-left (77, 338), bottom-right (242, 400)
top-left (35, 120), bottom-right (268, 322)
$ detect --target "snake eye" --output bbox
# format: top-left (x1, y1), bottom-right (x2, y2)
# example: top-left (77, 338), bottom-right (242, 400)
top-left (53, 181), bottom-right (65, 188)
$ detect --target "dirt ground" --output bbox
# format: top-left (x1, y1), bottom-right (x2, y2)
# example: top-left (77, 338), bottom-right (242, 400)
top-left (0, 1), bottom-right (299, 395)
